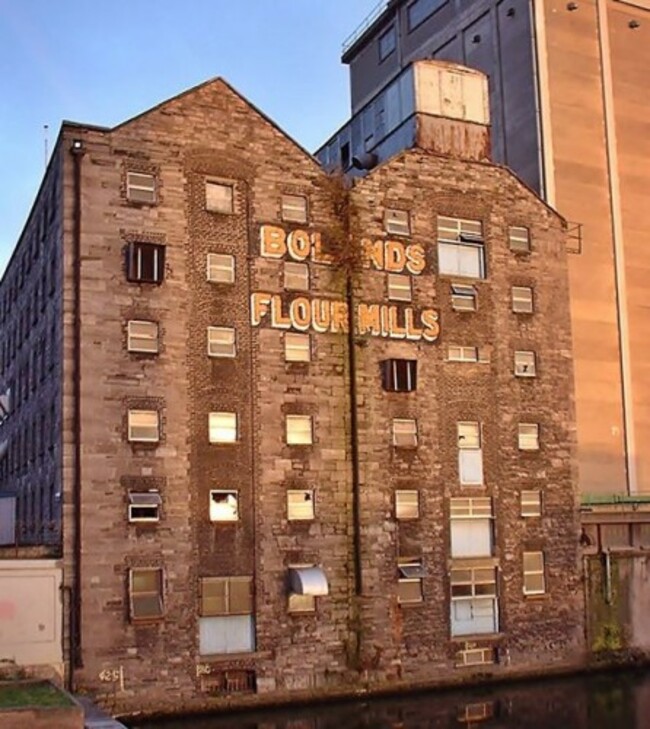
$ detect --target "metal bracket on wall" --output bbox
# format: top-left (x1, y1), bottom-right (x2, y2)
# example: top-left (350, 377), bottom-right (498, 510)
top-left (566, 221), bottom-right (583, 254)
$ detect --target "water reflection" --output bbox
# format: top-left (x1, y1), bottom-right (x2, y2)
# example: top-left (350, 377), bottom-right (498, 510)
top-left (128, 669), bottom-right (650, 729)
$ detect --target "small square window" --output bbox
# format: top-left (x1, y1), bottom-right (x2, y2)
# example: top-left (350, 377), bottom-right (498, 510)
top-left (451, 284), bottom-right (477, 312)
top-left (126, 242), bottom-right (165, 284)
top-left (128, 410), bottom-right (159, 443)
top-left (448, 346), bottom-right (478, 363)
top-left (127, 320), bottom-right (159, 354)
top-left (521, 490), bottom-right (542, 517)
top-left (392, 418), bottom-right (418, 447)
top-left (209, 490), bottom-right (239, 522)
top-left (523, 551), bottom-right (546, 595)
top-left (518, 423), bottom-right (540, 451)
top-left (382, 359), bottom-right (417, 392)
top-left (207, 253), bottom-right (235, 284)
top-left (287, 490), bottom-right (315, 520)
top-left (514, 351), bottom-right (537, 377)
top-left (200, 576), bottom-right (253, 617)
top-left (281, 195), bottom-right (308, 224)
top-left (128, 491), bottom-right (162, 523)
top-left (387, 273), bottom-right (412, 302)
top-left (206, 181), bottom-right (234, 214)
top-left (397, 559), bottom-right (423, 604)
top-left (512, 286), bottom-right (534, 314)
top-left (509, 226), bottom-right (531, 253)
top-left (209, 412), bottom-right (237, 443)
top-left (385, 209), bottom-right (410, 236)
top-left (284, 262), bottom-right (309, 291)
top-left (129, 568), bottom-right (164, 621)
top-left (207, 326), bottom-right (236, 358)
top-left (126, 172), bottom-right (156, 204)
top-left (395, 490), bottom-right (419, 520)
top-left (457, 422), bottom-right (481, 449)
top-left (286, 415), bottom-right (313, 445)
top-left (285, 333), bottom-right (311, 362)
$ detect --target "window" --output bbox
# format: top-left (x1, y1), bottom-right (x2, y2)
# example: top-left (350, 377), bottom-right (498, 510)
top-left (514, 350), bottom-right (537, 377)
top-left (127, 320), bottom-right (159, 354)
top-left (126, 242), bottom-right (165, 284)
top-left (448, 346), bottom-right (478, 363)
top-left (207, 253), bottom-right (235, 284)
top-left (207, 326), bottom-right (236, 358)
top-left (128, 410), bottom-right (159, 443)
top-left (199, 576), bottom-right (254, 655)
top-left (381, 359), bottom-right (417, 392)
top-left (285, 333), bottom-right (310, 363)
top-left (209, 412), bottom-right (237, 443)
top-left (398, 559), bottom-right (424, 604)
top-left (512, 286), bottom-right (534, 313)
top-left (395, 490), bottom-right (419, 520)
top-left (392, 419), bottom-right (418, 447)
top-left (518, 423), bottom-right (540, 451)
top-left (209, 490), bottom-right (239, 522)
top-left (206, 181), bottom-right (234, 214)
top-left (438, 216), bottom-right (485, 279)
top-left (385, 209), bottom-right (410, 236)
top-left (128, 492), bottom-right (162, 523)
top-left (286, 415), bottom-right (313, 445)
top-left (451, 284), bottom-right (477, 311)
top-left (509, 226), bottom-right (531, 253)
top-left (450, 498), bottom-right (493, 558)
top-left (523, 551), bottom-right (546, 595)
top-left (407, 0), bottom-right (446, 31)
top-left (288, 566), bottom-right (328, 612)
top-left (129, 568), bottom-right (164, 621)
top-left (281, 195), bottom-right (308, 224)
top-left (288, 593), bottom-right (315, 613)
top-left (521, 490), bottom-right (542, 517)
top-left (457, 422), bottom-right (483, 485)
top-left (450, 566), bottom-right (498, 636)
top-left (284, 262), bottom-right (309, 291)
top-left (126, 172), bottom-right (156, 204)
top-left (378, 25), bottom-right (396, 60)
top-left (387, 273), bottom-right (412, 302)
top-left (287, 490), bottom-right (315, 520)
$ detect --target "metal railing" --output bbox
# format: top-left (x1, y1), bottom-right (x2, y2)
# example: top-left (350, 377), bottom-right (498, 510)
top-left (342, 0), bottom-right (391, 55)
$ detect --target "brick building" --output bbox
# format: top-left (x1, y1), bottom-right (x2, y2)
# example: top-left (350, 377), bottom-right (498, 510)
top-left (0, 63), bottom-right (584, 713)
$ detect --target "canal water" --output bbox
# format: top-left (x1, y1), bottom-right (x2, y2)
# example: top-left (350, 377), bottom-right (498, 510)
top-left (128, 668), bottom-right (650, 728)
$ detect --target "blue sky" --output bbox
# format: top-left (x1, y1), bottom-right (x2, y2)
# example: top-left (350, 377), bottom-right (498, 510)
top-left (0, 0), bottom-right (380, 273)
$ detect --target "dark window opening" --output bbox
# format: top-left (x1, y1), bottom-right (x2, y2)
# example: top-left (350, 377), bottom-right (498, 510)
top-left (126, 242), bottom-right (166, 284)
top-left (340, 142), bottom-right (351, 170)
top-left (382, 359), bottom-right (417, 392)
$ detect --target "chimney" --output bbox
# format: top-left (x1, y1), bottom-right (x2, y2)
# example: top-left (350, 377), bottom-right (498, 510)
top-left (412, 60), bottom-right (491, 162)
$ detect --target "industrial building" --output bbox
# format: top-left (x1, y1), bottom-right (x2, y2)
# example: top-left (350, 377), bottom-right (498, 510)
top-left (0, 61), bottom-right (585, 712)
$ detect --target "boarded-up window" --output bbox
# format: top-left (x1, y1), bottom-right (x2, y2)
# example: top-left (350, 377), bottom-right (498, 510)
top-left (206, 182), bottom-right (234, 213)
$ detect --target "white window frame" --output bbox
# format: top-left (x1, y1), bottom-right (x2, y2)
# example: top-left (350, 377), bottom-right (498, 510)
top-left (387, 273), bottom-right (412, 302)
top-left (518, 423), bottom-right (540, 451)
top-left (286, 415), bottom-right (313, 445)
top-left (205, 181), bottom-right (234, 214)
top-left (397, 559), bottom-right (424, 604)
top-left (385, 208), bottom-right (410, 236)
top-left (129, 568), bottom-right (164, 621)
top-left (281, 194), bottom-right (308, 224)
top-left (207, 253), bottom-right (235, 284)
top-left (392, 418), bottom-right (418, 447)
top-left (207, 326), bottom-right (236, 358)
top-left (450, 566), bottom-right (498, 637)
top-left (450, 498), bottom-right (493, 558)
top-left (287, 490), bottom-right (315, 521)
top-left (284, 261), bottom-right (309, 291)
top-left (451, 284), bottom-right (477, 312)
top-left (509, 226), bottom-right (531, 253)
top-left (438, 216), bottom-right (485, 279)
top-left (523, 551), bottom-right (546, 595)
top-left (127, 320), bottom-right (159, 354)
top-left (514, 350), bottom-right (537, 377)
top-left (284, 333), bottom-right (311, 363)
top-left (127, 409), bottom-right (159, 443)
top-left (395, 490), bottom-right (419, 520)
top-left (209, 412), bottom-right (237, 444)
top-left (128, 491), bottom-right (162, 523)
top-left (521, 490), bottom-right (542, 517)
top-left (209, 490), bottom-right (239, 522)
top-left (126, 172), bottom-right (156, 204)
top-left (512, 286), bottom-right (534, 313)
top-left (448, 346), bottom-right (478, 363)
top-left (457, 422), bottom-right (481, 450)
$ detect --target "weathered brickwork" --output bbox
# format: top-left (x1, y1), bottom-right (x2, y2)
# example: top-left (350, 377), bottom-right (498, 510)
top-left (2, 76), bottom-right (584, 715)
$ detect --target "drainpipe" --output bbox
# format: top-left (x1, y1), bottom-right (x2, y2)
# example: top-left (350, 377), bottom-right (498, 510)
top-left (70, 138), bottom-right (85, 670)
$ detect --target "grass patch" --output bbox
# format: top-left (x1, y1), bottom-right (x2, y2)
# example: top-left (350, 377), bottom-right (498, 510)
top-left (0, 681), bottom-right (72, 708)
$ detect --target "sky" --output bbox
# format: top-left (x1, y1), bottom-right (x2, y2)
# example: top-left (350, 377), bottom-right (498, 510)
top-left (0, 0), bottom-right (381, 274)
